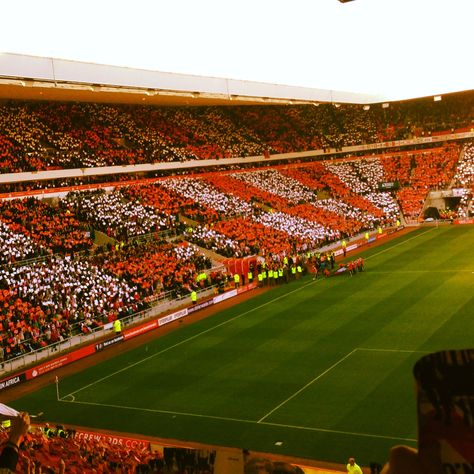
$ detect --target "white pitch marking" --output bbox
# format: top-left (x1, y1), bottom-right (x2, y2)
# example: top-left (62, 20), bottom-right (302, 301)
top-left (260, 420), bottom-right (417, 443)
top-left (357, 347), bottom-right (429, 354)
top-left (59, 397), bottom-right (416, 443)
top-left (62, 277), bottom-right (323, 400)
top-left (257, 348), bottom-right (359, 423)
top-left (365, 227), bottom-right (437, 261)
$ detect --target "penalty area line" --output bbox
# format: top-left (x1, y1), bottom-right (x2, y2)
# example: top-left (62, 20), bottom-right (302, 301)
top-left (61, 277), bottom-right (324, 400)
top-left (257, 348), bottom-right (359, 423)
top-left (58, 398), bottom-right (416, 443)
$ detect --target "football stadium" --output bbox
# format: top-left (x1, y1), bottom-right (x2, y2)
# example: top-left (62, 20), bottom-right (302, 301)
top-left (0, 1), bottom-right (473, 473)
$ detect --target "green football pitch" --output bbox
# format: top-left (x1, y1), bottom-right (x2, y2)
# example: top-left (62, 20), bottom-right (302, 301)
top-left (10, 225), bottom-right (474, 465)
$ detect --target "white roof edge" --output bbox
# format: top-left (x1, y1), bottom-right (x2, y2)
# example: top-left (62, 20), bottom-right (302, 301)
top-left (0, 52), bottom-right (386, 105)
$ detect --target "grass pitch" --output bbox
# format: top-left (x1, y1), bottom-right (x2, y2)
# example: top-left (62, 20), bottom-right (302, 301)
top-left (11, 225), bottom-right (474, 465)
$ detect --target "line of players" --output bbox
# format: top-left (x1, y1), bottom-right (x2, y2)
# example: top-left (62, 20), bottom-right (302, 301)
top-left (234, 251), bottom-right (365, 288)
top-left (252, 251), bottom-right (365, 286)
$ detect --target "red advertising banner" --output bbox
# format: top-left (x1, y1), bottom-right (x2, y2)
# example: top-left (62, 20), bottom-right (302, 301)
top-left (25, 345), bottom-right (96, 380)
top-left (123, 320), bottom-right (158, 341)
top-left (237, 283), bottom-right (257, 295)
top-left (453, 218), bottom-right (474, 225)
top-left (74, 428), bottom-right (150, 450)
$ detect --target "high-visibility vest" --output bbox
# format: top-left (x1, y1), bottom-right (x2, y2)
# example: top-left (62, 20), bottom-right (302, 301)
top-left (365, 232), bottom-right (369, 240)
top-left (234, 274), bottom-right (240, 283)
top-left (291, 266), bottom-right (296, 274)
top-left (268, 270), bottom-right (273, 278)
top-left (197, 272), bottom-right (207, 282)
top-left (258, 273), bottom-right (263, 282)
top-left (113, 319), bottom-right (121, 333)
top-left (342, 240), bottom-right (347, 248)
top-left (297, 266), bottom-right (302, 273)
top-left (278, 269), bottom-right (283, 277)
top-left (248, 271), bottom-right (253, 281)
top-left (191, 291), bottom-right (197, 302)
top-left (378, 227), bottom-right (382, 234)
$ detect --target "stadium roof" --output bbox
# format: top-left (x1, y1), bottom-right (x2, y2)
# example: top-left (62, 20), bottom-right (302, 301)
top-left (1, 0), bottom-right (473, 105)
top-left (0, 53), bottom-right (384, 106)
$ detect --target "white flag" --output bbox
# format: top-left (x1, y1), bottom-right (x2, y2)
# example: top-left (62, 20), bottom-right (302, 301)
top-left (0, 403), bottom-right (19, 417)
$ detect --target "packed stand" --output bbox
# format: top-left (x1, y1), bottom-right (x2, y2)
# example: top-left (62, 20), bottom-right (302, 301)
top-left (230, 169), bottom-right (317, 205)
top-left (212, 217), bottom-right (296, 257)
top-left (453, 142), bottom-right (474, 217)
top-left (187, 225), bottom-right (243, 258)
top-left (0, 221), bottom-right (41, 264)
top-left (120, 181), bottom-right (218, 224)
top-left (324, 158), bottom-right (400, 219)
top-left (380, 145), bottom-right (461, 218)
top-left (0, 254), bottom-right (140, 359)
top-left (160, 177), bottom-right (254, 220)
top-left (203, 173), bottom-right (290, 210)
top-left (62, 189), bottom-right (174, 240)
top-left (95, 239), bottom-right (214, 300)
top-left (0, 197), bottom-right (92, 256)
top-left (0, 91), bottom-right (472, 173)
top-left (0, 417), bottom-right (218, 474)
top-left (453, 142), bottom-right (474, 188)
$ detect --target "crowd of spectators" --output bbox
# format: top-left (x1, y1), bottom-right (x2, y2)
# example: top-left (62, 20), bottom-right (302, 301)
top-left (323, 147), bottom-right (464, 219)
top-left (0, 224), bottom-right (225, 360)
top-left (212, 217), bottom-right (295, 257)
top-left (160, 178), bottom-right (253, 220)
top-left (0, 91), bottom-right (472, 173)
top-left (0, 417), bottom-right (218, 473)
top-left (62, 190), bottom-right (173, 240)
top-left (158, 170), bottom-right (392, 255)
top-left (0, 255), bottom-right (140, 356)
top-left (379, 145), bottom-right (461, 218)
top-left (188, 225), bottom-right (243, 258)
top-left (1, 95), bottom-right (473, 471)
top-left (254, 210), bottom-right (336, 248)
top-left (0, 221), bottom-right (40, 264)
top-left (120, 182), bottom-right (215, 224)
top-left (203, 173), bottom-right (290, 210)
top-left (363, 192), bottom-right (399, 220)
top-left (230, 169), bottom-right (317, 205)
top-left (453, 142), bottom-right (474, 218)
top-left (95, 239), bottom-right (213, 299)
top-left (0, 197), bottom-right (92, 255)
top-left (0, 112), bottom-right (472, 360)
top-left (325, 158), bottom-right (383, 195)
top-left (453, 142), bottom-right (474, 188)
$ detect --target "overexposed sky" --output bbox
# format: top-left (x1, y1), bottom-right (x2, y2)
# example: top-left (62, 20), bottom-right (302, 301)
top-left (1, 0), bottom-right (473, 100)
